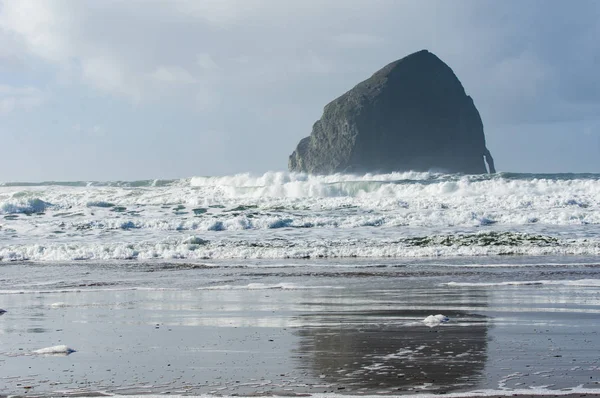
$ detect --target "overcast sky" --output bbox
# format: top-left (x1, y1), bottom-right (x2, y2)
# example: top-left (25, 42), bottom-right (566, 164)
top-left (0, 0), bottom-right (599, 181)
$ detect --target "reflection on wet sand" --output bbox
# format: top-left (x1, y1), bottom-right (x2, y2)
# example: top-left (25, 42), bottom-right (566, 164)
top-left (1, 273), bottom-right (496, 396)
top-left (296, 309), bottom-right (488, 393)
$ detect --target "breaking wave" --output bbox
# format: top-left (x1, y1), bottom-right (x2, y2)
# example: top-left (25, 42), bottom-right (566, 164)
top-left (2, 171), bottom-right (600, 263)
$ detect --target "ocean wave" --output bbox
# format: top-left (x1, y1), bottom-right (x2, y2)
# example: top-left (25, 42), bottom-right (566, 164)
top-left (2, 171), bottom-right (600, 209)
top-left (0, 198), bottom-right (53, 214)
top-left (2, 171), bottom-right (600, 263)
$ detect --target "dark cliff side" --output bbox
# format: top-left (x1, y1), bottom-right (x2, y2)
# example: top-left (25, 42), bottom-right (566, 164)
top-left (289, 50), bottom-right (496, 174)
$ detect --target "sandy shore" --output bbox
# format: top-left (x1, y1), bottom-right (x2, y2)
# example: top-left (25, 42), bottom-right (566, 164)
top-left (2, 262), bottom-right (600, 396)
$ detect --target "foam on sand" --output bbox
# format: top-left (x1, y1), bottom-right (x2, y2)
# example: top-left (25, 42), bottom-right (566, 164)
top-left (33, 345), bottom-right (76, 355)
top-left (423, 314), bottom-right (449, 327)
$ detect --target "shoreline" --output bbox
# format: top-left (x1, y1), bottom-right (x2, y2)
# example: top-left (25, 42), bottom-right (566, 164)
top-left (2, 260), bottom-right (600, 396)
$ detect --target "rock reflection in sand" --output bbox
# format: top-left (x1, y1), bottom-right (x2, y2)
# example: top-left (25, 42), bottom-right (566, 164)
top-left (295, 309), bottom-right (488, 393)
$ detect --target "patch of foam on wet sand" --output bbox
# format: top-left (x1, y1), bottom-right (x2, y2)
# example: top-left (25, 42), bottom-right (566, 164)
top-left (423, 314), bottom-right (449, 327)
top-left (33, 345), bottom-right (76, 355)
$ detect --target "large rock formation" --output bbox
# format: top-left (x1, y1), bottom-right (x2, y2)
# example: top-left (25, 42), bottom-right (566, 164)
top-left (289, 50), bottom-right (496, 174)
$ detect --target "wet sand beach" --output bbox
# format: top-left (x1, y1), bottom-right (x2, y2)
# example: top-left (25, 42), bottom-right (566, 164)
top-left (1, 258), bottom-right (600, 396)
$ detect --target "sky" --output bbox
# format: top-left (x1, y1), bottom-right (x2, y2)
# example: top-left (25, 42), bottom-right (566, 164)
top-left (0, 0), bottom-right (599, 181)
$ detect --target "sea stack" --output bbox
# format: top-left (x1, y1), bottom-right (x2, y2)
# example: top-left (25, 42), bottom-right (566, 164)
top-left (289, 50), bottom-right (496, 174)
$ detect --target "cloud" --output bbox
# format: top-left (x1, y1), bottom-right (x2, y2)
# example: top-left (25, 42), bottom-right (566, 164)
top-left (331, 33), bottom-right (384, 48)
top-left (0, 0), bottom-right (72, 63)
top-left (0, 0), bottom-right (599, 125)
top-left (80, 56), bottom-right (135, 98)
top-left (300, 53), bottom-right (333, 74)
top-left (169, 0), bottom-right (262, 27)
top-left (149, 66), bottom-right (198, 84)
top-left (469, 51), bottom-right (556, 125)
top-left (72, 123), bottom-right (105, 138)
top-left (0, 85), bottom-right (45, 114)
top-left (196, 53), bottom-right (219, 70)
top-left (195, 89), bottom-right (221, 111)
top-left (0, 0), bottom-right (208, 102)
top-left (0, 0), bottom-right (393, 106)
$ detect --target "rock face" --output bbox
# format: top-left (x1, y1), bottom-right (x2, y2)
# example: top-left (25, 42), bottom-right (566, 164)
top-left (289, 50), bottom-right (496, 174)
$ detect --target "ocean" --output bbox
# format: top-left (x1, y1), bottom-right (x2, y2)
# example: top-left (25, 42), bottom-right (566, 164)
top-left (1, 171), bottom-right (600, 262)
top-left (1, 171), bottom-right (600, 396)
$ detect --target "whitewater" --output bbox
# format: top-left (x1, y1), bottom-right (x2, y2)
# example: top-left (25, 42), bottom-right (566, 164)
top-left (1, 171), bottom-right (599, 262)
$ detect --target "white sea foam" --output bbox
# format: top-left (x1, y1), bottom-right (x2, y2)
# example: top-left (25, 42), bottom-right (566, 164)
top-left (0, 197), bottom-right (52, 214)
top-left (3, 230), bottom-right (600, 262)
top-left (2, 172), bottom-right (600, 262)
top-left (2, 232), bottom-right (600, 262)
top-left (423, 314), bottom-right (449, 326)
top-left (33, 345), bottom-right (76, 355)
top-left (2, 171), bottom-right (599, 212)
